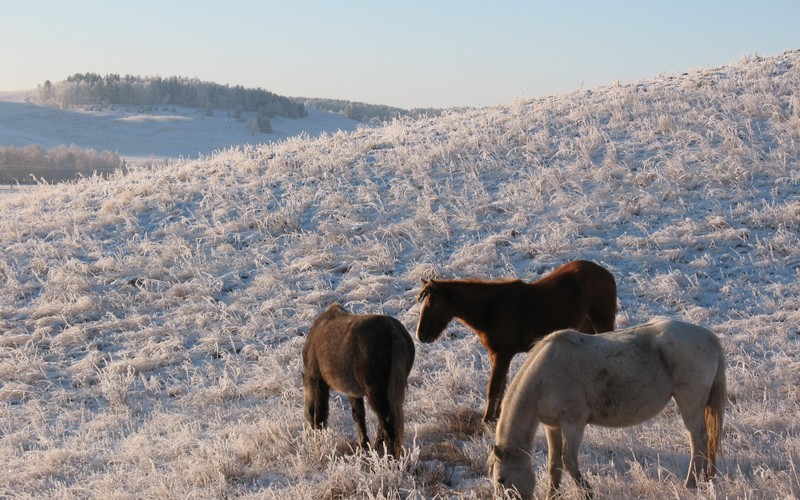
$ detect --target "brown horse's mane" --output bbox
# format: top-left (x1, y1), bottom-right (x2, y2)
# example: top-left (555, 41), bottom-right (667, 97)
top-left (418, 277), bottom-right (525, 301)
top-left (325, 302), bottom-right (349, 316)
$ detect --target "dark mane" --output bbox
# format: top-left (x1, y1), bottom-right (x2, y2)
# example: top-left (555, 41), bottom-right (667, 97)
top-left (324, 302), bottom-right (349, 316)
top-left (418, 277), bottom-right (525, 301)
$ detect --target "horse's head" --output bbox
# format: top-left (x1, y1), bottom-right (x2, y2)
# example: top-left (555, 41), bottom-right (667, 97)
top-left (487, 445), bottom-right (535, 500)
top-left (416, 279), bottom-right (455, 343)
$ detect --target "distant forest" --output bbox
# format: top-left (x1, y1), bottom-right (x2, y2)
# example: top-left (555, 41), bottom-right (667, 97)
top-left (0, 145), bottom-right (123, 184)
top-left (37, 73), bottom-right (307, 120)
top-left (35, 74), bottom-right (443, 126)
top-left (2, 75), bottom-right (448, 185)
top-left (298, 97), bottom-right (442, 123)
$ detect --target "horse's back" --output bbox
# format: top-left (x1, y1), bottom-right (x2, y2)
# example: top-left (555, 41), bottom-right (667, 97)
top-left (303, 304), bottom-right (353, 362)
top-left (521, 319), bottom-right (721, 427)
top-left (578, 318), bottom-right (720, 365)
top-left (304, 305), bottom-right (414, 396)
top-left (538, 260), bottom-right (614, 290)
top-left (355, 313), bottom-right (414, 354)
top-left (570, 318), bottom-right (723, 397)
top-left (618, 318), bottom-right (721, 360)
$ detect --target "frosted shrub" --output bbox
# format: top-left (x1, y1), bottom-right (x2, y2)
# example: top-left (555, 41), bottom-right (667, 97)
top-left (97, 366), bottom-right (135, 411)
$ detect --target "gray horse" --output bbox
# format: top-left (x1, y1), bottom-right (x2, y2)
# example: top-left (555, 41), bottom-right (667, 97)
top-left (488, 319), bottom-right (726, 499)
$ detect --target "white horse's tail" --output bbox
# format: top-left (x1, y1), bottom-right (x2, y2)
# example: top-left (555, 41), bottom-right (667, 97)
top-left (705, 345), bottom-right (726, 479)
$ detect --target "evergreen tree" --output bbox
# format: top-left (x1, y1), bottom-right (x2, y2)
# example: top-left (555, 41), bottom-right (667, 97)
top-left (256, 110), bottom-right (272, 133)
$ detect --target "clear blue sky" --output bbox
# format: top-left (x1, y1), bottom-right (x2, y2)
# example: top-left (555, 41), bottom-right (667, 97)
top-left (1, 1), bottom-right (798, 109)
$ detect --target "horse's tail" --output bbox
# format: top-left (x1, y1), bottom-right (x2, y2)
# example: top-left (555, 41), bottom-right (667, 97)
top-left (387, 324), bottom-right (414, 456)
top-left (705, 341), bottom-right (726, 479)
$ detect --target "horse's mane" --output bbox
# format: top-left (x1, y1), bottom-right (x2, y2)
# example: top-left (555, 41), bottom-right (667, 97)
top-left (325, 303), bottom-right (349, 316)
top-left (458, 277), bottom-right (524, 285)
top-left (418, 277), bottom-right (526, 301)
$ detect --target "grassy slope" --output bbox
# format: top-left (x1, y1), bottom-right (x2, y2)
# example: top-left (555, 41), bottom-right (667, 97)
top-left (0, 51), bottom-right (799, 498)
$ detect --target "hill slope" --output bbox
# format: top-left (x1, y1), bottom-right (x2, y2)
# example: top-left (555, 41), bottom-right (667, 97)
top-left (0, 51), bottom-right (799, 498)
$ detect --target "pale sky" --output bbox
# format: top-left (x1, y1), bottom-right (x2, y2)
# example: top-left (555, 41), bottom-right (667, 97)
top-left (1, 1), bottom-right (798, 109)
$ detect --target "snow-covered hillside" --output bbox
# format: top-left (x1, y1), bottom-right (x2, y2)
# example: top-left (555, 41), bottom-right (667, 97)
top-left (0, 90), bottom-right (362, 164)
top-left (1, 51), bottom-right (799, 498)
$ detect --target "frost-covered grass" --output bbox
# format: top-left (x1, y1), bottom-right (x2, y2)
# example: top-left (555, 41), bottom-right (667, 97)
top-left (1, 50), bottom-right (800, 498)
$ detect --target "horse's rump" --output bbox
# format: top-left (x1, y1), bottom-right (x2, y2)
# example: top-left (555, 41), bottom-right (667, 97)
top-left (303, 303), bottom-right (415, 458)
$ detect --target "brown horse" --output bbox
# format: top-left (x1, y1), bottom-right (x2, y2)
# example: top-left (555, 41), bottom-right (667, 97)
top-left (416, 260), bottom-right (616, 422)
top-left (302, 303), bottom-right (415, 458)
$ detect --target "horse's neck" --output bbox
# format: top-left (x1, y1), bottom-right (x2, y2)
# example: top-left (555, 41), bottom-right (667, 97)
top-left (495, 375), bottom-right (540, 453)
top-left (441, 281), bottom-right (509, 331)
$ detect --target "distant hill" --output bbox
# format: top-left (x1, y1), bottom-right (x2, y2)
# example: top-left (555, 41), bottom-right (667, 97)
top-left (0, 87), bottom-right (363, 180)
top-left (0, 144), bottom-right (123, 184)
top-left (296, 97), bottom-right (443, 123)
top-left (0, 74), bottom-right (448, 183)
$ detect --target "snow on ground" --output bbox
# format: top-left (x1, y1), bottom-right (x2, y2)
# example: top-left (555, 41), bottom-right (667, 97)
top-left (0, 51), bottom-right (799, 498)
top-left (0, 90), bottom-right (363, 163)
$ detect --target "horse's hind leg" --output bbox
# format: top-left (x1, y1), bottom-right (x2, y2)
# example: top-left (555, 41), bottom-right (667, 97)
top-left (561, 422), bottom-right (593, 499)
top-left (587, 294), bottom-right (616, 333)
top-left (304, 378), bottom-right (330, 429)
top-left (349, 396), bottom-right (369, 450)
top-left (675, 397), bottom-right (709, 488)
top-left (367, 391), bottom-right (399, 457)
top-left (577, 316), bottom-right (596, 334)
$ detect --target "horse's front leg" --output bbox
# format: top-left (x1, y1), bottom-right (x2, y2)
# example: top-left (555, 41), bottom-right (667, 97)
top-left (349, 396), bottom-right (369, 449)
top-left (484, 352), bottom-right (513, 422)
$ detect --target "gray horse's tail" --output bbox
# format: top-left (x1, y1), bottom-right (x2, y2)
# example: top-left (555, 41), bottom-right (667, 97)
top-left (705, 344), bottom-right (726, 479)
top-left (387, 327), bottom-right (413, 456)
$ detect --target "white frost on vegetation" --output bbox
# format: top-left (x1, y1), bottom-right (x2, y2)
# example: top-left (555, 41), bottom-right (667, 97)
top-left (1, 51), bottom-right (800, 498)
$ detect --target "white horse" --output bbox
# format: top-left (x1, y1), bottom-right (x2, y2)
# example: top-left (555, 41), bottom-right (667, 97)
top-left (488, 319), bottom-right (726, 499)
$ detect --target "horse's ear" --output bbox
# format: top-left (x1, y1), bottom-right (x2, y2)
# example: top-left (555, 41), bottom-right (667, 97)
top-left (493, 445), bottom-right (506, 460)
top-left (418, 279), bottom-right (431, 302)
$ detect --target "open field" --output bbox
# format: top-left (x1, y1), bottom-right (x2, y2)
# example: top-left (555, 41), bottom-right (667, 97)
top-left (1, 51), bottom-right (799, 498)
